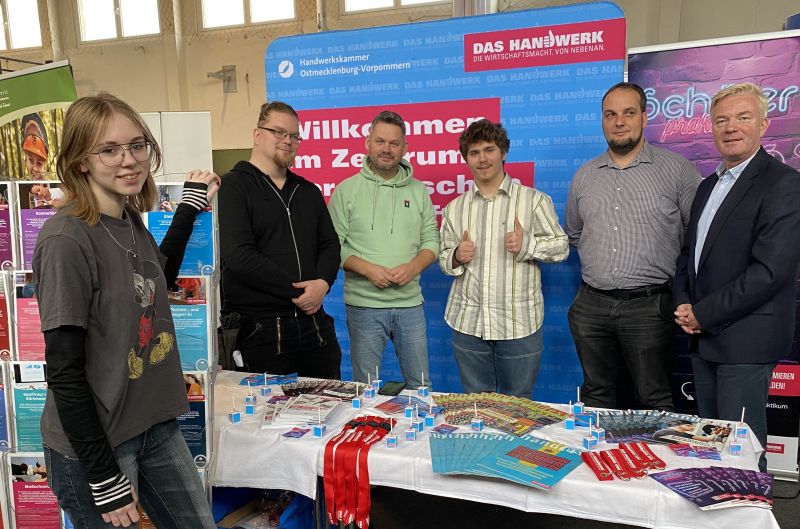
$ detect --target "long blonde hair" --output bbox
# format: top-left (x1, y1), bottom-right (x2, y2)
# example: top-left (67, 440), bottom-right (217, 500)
top-left (57, 93), bottom-right (161, 225)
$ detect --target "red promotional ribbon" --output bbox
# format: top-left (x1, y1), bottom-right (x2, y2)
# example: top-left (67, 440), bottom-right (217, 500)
top-left (323, 416), bottom-right (393, 527)
top-left (613, 447), bottom-right (647, 478)
top-left (581, 451), bottom-right (614, 481)
top-left (632, 441), bottom-right (666, 470)
top-left (600, 449), bottom-right (631, 480)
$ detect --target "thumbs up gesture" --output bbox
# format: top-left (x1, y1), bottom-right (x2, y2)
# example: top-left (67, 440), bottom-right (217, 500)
top-left (505, 217), bottom-right (524, 254)
top-left (455, 230), bottom-right (475, 266)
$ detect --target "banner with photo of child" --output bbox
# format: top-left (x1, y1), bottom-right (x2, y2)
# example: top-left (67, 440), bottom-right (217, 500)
top-left (0, 61), bottom-right (77, 181)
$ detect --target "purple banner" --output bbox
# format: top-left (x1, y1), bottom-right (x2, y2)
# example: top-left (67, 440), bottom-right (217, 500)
top-left (630, 35), bottom-right (800, 177)
top-left (629, 33), bottom-right (800, 477)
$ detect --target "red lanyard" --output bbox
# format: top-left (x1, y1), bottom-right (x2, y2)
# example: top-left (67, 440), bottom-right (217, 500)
top-left (323, 416), bottom-right (393, 527)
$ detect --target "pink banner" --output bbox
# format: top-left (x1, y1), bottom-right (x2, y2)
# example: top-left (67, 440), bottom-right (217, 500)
top-left (296, 98), bottom-right (534, 218)
top-left (464, 18), bottom-right (626, 72)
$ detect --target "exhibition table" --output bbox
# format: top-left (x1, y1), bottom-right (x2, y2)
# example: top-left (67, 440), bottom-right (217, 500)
top-left (208, 371), bottom-right (780, 529)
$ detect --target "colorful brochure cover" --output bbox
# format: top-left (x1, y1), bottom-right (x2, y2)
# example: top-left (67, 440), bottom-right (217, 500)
top-left (145, 210), bottom-right (215, 276)
top-left (169, 276), bottom-right (210, 371)
top-left (16, 182), bottom-right (61, 270)
top-left (430, 432), bottom-right (583, 491)
top-left (177, 372), bottom-right (208, 468)
top-left (649, 466), bottom-right (774, 510)
top-left (14, 272), bottom-right (44, 360)
top-left (9, 452), bottom-right (60, 528)
top-left (11, 361), bottom-right (47, 451)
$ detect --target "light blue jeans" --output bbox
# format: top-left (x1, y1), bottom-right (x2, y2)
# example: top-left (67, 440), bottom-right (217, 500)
top-left (452, 329), bottom-right (543, 398)
top-left (346, 305), bottom-right (429, 389)
top-left (45, 419), bottom-right (216, 529)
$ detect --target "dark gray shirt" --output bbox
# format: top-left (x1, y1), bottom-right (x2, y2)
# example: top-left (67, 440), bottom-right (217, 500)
top-left (566, 142), bottom-right (700, 290)
top-left (34, 207), bottom-right (188, 456)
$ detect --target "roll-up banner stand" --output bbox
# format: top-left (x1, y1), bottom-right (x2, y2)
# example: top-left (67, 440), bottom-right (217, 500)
top-left (629, 30), bottom-right (800, 481)
top-left (264, 2), bottom-right (626, 403)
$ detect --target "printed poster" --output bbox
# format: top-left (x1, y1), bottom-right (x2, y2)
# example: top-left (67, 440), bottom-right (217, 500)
top-left (0, 61), bottom-right (76, 181)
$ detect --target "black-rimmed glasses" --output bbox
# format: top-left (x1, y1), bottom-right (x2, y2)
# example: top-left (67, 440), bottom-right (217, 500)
top-left (90, 141), bottom-right (153, 167)
top-left (258, 126), bottom-right (302, 143)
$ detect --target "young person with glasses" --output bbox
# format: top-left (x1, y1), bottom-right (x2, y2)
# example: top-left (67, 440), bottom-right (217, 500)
top-left (32, 92), bottom-right (220, 528)
top-left (218, 101), bottom-right (342, 379)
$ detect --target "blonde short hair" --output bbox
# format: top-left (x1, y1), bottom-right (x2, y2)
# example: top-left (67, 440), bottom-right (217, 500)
top-left (711, 83), bottom-right (768, 118)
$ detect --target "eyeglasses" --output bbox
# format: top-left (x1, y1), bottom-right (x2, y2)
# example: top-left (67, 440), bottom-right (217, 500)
top-left (90, 141), bottom-right (152, 167)
top-left (258, 126), bottom-right (302, 143)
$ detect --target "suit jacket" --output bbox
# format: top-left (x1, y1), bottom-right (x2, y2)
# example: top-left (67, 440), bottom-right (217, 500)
top-left (673, 147), bottom-right (800, 364)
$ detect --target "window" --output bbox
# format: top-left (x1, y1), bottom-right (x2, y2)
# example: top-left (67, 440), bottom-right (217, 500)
top-left (0, 0), bottom-right (43, 50)
top-left (78, 0), bottom-right (160, 42)
top-left (200, 0), bottom-right (295, 29)
top-left (344, 0), bottom-right (446, 13)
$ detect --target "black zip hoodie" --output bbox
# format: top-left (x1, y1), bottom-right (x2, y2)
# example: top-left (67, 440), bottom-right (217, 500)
top-left (219, 160), bottom-right (341, 319)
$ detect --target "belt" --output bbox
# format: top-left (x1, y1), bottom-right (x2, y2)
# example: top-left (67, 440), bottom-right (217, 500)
top-left (583, 281), bottom-right (671, 300)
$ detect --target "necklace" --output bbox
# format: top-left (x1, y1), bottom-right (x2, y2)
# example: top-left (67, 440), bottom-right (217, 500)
top-left (98, 213), bottom-right (138, 261)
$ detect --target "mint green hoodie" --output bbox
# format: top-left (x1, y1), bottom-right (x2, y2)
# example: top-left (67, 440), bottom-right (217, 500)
top-left (328, 159), bottom-right (439, 308)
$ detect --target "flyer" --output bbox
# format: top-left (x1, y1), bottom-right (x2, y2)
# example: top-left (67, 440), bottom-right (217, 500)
top-left (145, 210), bottom-right (214, 276)
top-left (169, 277), bottom-right (210, 371)
top-left (177, 372), bottom-right (208, 468)
top-left (0, 183), bottom-right (12, 268)
top-left (16, 182), bottom-right (61, 270)
top-left (9, 452), bottom-right (60, 528)
top-left (14, 273), bottom-right (44, 361)
top-left (11, 362), bottom-right (47, 452)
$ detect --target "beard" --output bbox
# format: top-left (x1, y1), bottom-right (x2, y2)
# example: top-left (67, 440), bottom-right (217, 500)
top-left (272, 150), bottom-right (295, 169)
top-left (368, 155), bottom-right (400, 176)
top-left (607, 132), bottom-right (642, 156)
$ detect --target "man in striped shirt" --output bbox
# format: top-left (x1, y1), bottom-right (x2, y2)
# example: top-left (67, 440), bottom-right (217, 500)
top-left (565, 82), bottom-right (700, 411)
top-left (439, 119), bottom-right (569, 398)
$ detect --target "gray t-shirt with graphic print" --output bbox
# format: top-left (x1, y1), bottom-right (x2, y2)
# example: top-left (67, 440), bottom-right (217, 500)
top-left (34, 206), bottom-right (188, 455)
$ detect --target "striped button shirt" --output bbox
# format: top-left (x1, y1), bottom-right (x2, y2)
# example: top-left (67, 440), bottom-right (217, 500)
top-left (565, 142), bottom-right (700, 290)
top-left (439, 175), bottom-right (569, 340)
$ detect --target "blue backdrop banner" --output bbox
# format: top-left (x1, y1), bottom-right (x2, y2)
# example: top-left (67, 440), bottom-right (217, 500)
top-left (265, 3), bottom-right (625, 402)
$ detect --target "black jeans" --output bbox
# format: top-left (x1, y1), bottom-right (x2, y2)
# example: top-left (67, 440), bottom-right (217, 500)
top-left (568, 284), bottom-right (675, 410)
top-left (235, 310), bottom-right (342, 379)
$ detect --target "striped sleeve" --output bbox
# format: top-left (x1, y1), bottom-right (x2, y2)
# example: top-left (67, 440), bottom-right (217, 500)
top-left (180, 181), bottom-right (209, 211)
top-left (89, 472), bottom-right (134, 512)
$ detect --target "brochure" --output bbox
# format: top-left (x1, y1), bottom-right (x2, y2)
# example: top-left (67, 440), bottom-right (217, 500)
top-left (169, 277), bottom-right (210, 371)
top-left (145, 210), bottom-right (214, 276)
top-left (9, 452), bottom-right (61, 528)
top-left (177, 372), bottom-right (208, 468)
top-left (16, 182), bottom-right (61, 270)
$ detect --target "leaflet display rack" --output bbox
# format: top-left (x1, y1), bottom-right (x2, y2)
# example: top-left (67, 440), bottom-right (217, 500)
top-left (0, 109), bottom-right (218, 528)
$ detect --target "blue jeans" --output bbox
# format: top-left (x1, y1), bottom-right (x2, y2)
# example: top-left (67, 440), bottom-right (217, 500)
top-left (346, 305), bottom-right (429, 388)
top-left (451, 329), bottom-right (543, 398)
top-left (44, 419), bottom-right (215, 529)
top-left (691, 356), bottom-right (775, 472)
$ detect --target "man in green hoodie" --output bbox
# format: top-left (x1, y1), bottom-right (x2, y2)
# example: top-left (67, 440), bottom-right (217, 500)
top-left (328, 111), bottom-right (439, 389)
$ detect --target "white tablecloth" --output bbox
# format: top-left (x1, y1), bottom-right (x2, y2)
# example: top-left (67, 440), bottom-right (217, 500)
top-left (208, 371), bottom-right (780, 529)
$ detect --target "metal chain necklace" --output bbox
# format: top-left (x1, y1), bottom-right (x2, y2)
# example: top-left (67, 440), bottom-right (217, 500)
top-left (98, 213), bottom-right (138, 261)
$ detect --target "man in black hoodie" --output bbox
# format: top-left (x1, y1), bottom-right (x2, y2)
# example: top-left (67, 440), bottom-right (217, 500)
top-left (219, 101), bottom-right (342, 378)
